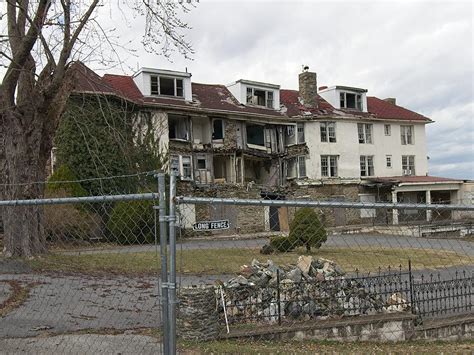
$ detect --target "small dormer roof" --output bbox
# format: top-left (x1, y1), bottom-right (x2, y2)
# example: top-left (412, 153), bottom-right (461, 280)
top-left (133, 67), bottom-right (192, 78)
top-left (232, 79), bottom-right (280, 89)
top-left (319, 85), bottom-right (368, 93)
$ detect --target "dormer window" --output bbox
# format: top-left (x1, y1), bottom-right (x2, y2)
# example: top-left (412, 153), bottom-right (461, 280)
top-left (150, 75), bottom-right (184, 97)
top-left (246, 87), bottom-right (274, 108)
top-left (340, 92), bottom-right (363, 110)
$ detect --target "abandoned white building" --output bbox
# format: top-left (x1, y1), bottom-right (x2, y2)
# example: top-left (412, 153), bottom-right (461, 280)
top-left (70, 64), bottom-right (470, 230)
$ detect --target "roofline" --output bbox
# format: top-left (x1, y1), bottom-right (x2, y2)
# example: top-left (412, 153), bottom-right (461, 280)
top-left (132, 67), bottom-right (192, 78)
top-left (231, 79), bottom-right (280, 89)
top-left (319, 85), bottom-right (368, 93)
top-left (74, 89), bottom-right (291, 121)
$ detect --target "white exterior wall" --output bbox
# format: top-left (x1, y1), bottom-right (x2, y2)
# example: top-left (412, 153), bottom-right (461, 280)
top-left (305, 120), bottom-right (428, 179)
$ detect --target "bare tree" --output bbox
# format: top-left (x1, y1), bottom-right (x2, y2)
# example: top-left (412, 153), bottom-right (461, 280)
top-left (0, 0), bottom-right (194, 257)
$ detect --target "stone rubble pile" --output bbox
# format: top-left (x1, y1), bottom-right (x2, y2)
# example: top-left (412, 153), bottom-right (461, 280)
top-left (218, 256), bottom-right (410, 324)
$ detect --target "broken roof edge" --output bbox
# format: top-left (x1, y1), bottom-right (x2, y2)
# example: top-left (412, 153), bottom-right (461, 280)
top-left (319, 85), bottom-right (368, 93)
top-left (230, 79), bottom-right (281, 89)
top-left (132, 67), bottom-right (192, 78)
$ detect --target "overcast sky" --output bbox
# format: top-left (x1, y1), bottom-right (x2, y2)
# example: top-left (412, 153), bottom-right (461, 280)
top-left (96, 0), bottom-right (473, 180)
top-left (2, 0), bottom-right (473, 179)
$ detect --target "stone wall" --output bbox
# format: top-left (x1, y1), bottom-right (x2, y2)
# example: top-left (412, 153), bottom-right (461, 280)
top-left (176, 180), bottom-right (406, 234)
top-left (177, 286), bottom-right (219, 341)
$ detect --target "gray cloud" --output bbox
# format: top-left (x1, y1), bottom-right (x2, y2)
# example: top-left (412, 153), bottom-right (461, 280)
top-left (2, 1), bottom-right (472, 179)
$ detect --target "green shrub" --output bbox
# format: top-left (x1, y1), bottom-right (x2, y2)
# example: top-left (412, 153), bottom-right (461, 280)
top-left (46, 165), bottom-right (87, 197)
top-left (289, 207), bottom-right (327, 251)
top-left (269, 235), bottom-right (295, 253)
top-left (44, 204), bottom-right (102, 243)
top-left (107, 200), bottom-right (155, 245)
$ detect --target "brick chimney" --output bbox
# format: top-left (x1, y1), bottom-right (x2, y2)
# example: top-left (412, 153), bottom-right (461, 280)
top-left (384, 98), bottom-right (396, 105)
top-left (299, 68), bottom-right (318, 107)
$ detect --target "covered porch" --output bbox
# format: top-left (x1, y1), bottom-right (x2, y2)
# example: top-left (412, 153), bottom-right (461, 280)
top-left (366, 176), bottom-right (463, 225)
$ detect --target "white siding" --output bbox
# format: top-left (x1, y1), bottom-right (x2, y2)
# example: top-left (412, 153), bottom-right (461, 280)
top-left (305, 120), bottom-right (428, 179)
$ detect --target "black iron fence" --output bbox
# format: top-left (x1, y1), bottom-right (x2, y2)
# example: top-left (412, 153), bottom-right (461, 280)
top-left (218, 264), bottom-right (473, 326)
top-left (412, 270), bottom-right (473, 319)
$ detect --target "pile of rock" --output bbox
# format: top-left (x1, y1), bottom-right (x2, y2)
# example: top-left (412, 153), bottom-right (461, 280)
top-left (218, 256), bottom-right (410, 324)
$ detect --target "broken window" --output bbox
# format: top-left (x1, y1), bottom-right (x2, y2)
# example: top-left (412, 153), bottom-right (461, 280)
top-left (196, 155), bottom-right (207, 170)
top-left (402, 155), bottom-right (415, 175)
top-left (358, 123), bottom-right (373, 144)
top-left (150, 75), bottom-right (184, 97)
top-left (320, 122), bottom-right (336, 143)
top-left (170, 155), bottom-right (180, 176)
top-left (384, 124), bottom-right (391, 136)
top-left (298, 156), bottom-right (306, 177)
top-left (246, 87), bottom-right (274, 109)
top-left (169, 115), bottom-right (189, 140)
top-left (401, 125), bottom-right (414, 145)
top-left (297, 123), bottom-right (305, 144)
top-left (360, 155), bottom-right (374, 177)
top-left (286, 159), bottom-right (297, 179)
top-left (246, 124), bottom-right (265, 147)
top-left (212, 119), bottom-right (224, 140)
top-left (340, 92), bottom-right (362, 110)
top-left (181, 156), bottom-right (192, 180)
top-left (321, 155), bottom-right (338, 177)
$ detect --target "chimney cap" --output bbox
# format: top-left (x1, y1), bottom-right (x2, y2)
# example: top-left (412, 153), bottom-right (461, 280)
top-left (302, 65), bottom-right (310, 72)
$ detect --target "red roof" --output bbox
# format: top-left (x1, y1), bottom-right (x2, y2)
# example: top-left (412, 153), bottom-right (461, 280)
top-left (280, 89), bottom-right (334, 117)
top-left (72, 62), bottom-right (116, 95)
top-left (369, 176), bottom-right (463, 184)
top-left (367, 97), bottom-right (430, 122)
top-left (72, 63), bottom-right (431, 122)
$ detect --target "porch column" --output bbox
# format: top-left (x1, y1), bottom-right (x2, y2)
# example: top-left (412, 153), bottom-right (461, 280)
top-left (392, 191), bottom-right (399, 225)
top-left (426, 190), bottom-right (432, 222)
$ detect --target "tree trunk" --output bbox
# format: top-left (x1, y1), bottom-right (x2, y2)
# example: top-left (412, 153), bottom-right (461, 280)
top-left (1, 110), bottom-right (49, 257)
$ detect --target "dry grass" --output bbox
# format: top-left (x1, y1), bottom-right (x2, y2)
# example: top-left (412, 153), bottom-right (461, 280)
top-left (28, 246), bottom-right (472, 276)
top-left (178, 338), bottom-right (473, 354)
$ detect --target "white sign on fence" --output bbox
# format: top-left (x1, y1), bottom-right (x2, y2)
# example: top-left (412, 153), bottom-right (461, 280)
top-left (193, 220), bottom-right (230, 231)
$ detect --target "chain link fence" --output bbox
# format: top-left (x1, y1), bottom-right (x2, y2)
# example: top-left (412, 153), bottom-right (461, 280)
top-left (0, 173), bottom-right (473, 353)
top-left (0, 173), bottom-right (164, 354)
top-left (175, 193), bottom-right (473, 344)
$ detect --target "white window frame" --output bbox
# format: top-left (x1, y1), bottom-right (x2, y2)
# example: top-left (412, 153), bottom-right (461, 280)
top-left (246, 87), bottom-right (274, 109)
top-left (320, 121), bottom-right (336, 143)
top-left (297, 155), bottom-right (306, 178)
top-left (358, 123), bottom-right (373, 144)
top-left (384, 124), bottom-right (391, 136)
top-left (386, 155), bottom-right (392, 168)
top-left (297, 123), bottom-right (305, 144)
top-left (196, 154), bottom-right (207, 170)
top-left (340, 92), bottom-right (363, 110)
top-left (360, 155), bottom-right (375, 177)
top-left (321, 155), bottom-right (338, 177)
top-left (170, 154), bottom-right (193, 180)
top-left (402, 155), bottom-right (416, 176)
top-left (150, 75), bottom-right (184, 97)
top-left (400, 125), bottom-right (414, 145)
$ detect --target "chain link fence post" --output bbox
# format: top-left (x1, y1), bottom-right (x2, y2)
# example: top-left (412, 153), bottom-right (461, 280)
top-left (168, 172), bottom-right (178, 354)
top-left (157, 173), bottom-right (170, 355)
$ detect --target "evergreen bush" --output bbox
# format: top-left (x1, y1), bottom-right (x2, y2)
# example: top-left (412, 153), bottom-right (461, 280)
top-left (289, 207), bottom-right (327, 251)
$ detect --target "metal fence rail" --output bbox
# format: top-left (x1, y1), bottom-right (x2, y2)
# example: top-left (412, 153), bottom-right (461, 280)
top-left (1, 173), bottom-right (473, 353)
